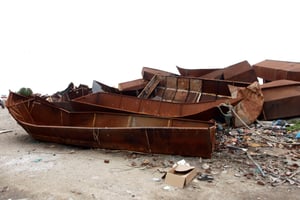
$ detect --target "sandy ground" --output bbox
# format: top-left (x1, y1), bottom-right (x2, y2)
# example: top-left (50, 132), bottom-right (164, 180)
top-left (0, 108), bottom-right (299, 200)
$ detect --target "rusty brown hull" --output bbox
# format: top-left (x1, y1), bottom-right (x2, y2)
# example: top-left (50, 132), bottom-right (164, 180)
top-left (260, 80), bottom-right (300, 120)
top-left (6, 92), bottom-right (216, 157)
top-left (176, 66), bottom-right (219, 77)
top-left (223, 60), bottom-right (257, 83)
top-left (72, 92), bottom-right (241, 121)
top-left (118, 79), bottom-right (148, 92)
top-left (253, 60), bottom-right (300, 82)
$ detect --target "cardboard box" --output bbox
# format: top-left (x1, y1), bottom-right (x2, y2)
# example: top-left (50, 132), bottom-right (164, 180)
top-left (165, 165), bottom-right (198, 188)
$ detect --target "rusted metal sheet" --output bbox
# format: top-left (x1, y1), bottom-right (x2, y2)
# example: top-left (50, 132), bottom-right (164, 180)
top-left (72, 76), bottom-right (252, 122)
top-left (92, 80), bottom-right (120, 94)
top-left (142, 67), bottom-right (178, 81)
top-left (72, 91), bottom-right (242, 121)
top-left (177, 61), bottom-right (257, 83)
top-left (200, 69), bottom-right (224, 79)
top-left (118, 79), bottom-right (148, 92)
top-left (176, 66), bottom-right (219, 77)
top-left (260, 80), bottom-right (300, 120)
top-left (253, 59), bottom-right (300, 82)
top-left (151, 75), bottom-right (250, 103)
top-left (6, 91), bottom-right (216, 158)
top-left (223, 60), bottom-right (257, 83)
top-left (48, 83), bottom-right (91, 102)
top-left (228, 82), bottom-right (264, 127)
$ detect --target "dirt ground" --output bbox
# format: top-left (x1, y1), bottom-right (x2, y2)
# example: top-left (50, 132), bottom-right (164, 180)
top-left (0, 108), bottom-right (299, 200)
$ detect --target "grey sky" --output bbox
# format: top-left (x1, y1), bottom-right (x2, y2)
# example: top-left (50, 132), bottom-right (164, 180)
top-left (1, 0), bottom-right (299, 95)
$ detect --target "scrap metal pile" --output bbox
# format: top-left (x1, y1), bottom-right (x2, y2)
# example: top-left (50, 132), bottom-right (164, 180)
top-left (5, 60), bottom-right (300, 164)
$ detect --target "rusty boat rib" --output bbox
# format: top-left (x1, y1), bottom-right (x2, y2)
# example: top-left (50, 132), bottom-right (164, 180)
top-left (6, 91), bottom-right (216, 158)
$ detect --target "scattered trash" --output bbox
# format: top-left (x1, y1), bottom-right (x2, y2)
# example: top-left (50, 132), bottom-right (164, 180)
top-left (165, 160), bottom-right (198, 188)
top-left (162, 185), bottom-right (173, 191)
top-left (1, 186), bottom-right (9, 193)
top-left (32, 158), bottom-right (42, 163)
top-left (69, 150), bottom-right (76, 154)
top-left (256, 180), bottom-right (266, 186)
top-left (152, 177), bottom-right (161, 182)
top-left (197, 174), bottom-right (214, 181)
top-left (201, 163), bottom-right (210, 170)
top-left (104, 159), bottom-right (110, 164)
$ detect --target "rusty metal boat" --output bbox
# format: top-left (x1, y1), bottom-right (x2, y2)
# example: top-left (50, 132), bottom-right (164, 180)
top-left (6, 91), bottom-right (216, 157)
top-left (73, 75), bottom-right (263, 127)
top-left (72, 91), bottom-right (242, 121)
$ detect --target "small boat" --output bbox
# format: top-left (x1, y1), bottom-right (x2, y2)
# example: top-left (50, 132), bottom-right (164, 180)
top-left (260, 80), bottom-right (300, 120)
top-left (6, 91), bottom-right (216, 158)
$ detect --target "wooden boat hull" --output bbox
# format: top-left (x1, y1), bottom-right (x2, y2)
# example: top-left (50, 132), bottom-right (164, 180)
top-left (6, 92), bottom-right (216, 157)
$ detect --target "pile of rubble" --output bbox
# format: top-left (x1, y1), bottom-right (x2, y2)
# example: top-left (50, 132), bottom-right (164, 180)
top-left (122, 59), bottom-right (300, 187)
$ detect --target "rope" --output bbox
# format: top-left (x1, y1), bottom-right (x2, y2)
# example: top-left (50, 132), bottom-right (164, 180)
top-left (230, 108), bottom-right (252, 130)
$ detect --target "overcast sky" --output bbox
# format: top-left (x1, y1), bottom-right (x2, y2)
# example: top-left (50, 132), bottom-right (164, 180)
top-left (1, 0), bottom-right (300, 95)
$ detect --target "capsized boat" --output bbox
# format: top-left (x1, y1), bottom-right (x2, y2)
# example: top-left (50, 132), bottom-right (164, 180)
top-left (6, 91), bottom-right (216, 158)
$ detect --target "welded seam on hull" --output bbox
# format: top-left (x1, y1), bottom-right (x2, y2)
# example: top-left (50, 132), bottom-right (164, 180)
top-left (92, 113), bottom-right (101, 145)
top-left (60, 110), bottom-right (63, 125)
top-left (145, 129), bottom-right (151, 153)
top-left (93, 128), bottom-right (101, 145)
